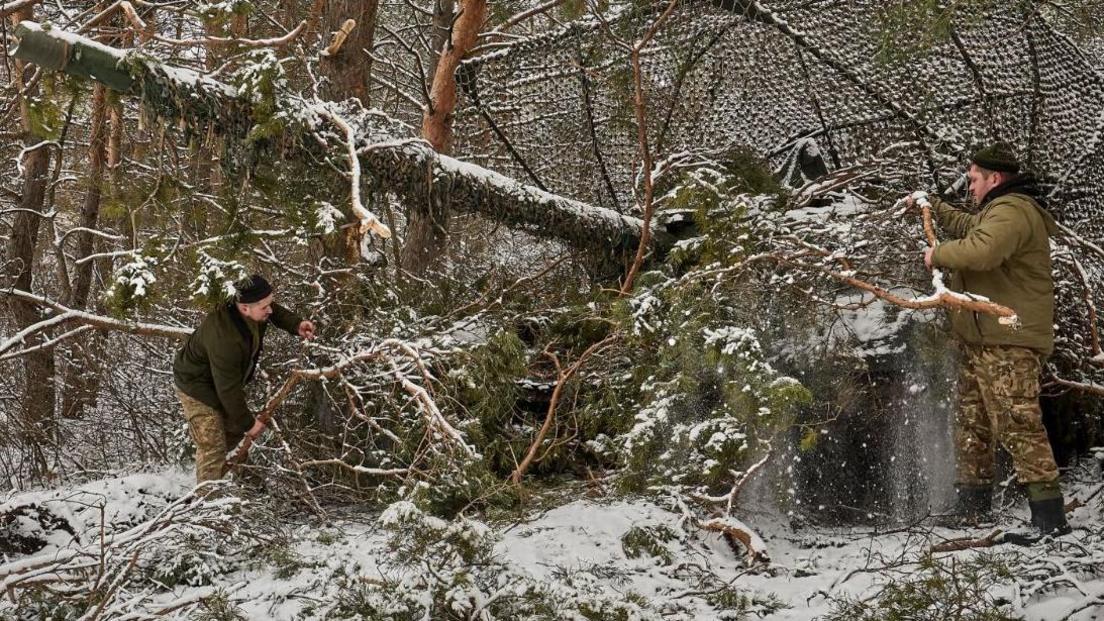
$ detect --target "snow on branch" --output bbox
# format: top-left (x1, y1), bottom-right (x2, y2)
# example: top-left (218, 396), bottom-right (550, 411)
top-left (0, 288), bottom-right (191, 342)
top-left (228, 338), bottom-right (474, 467)
top-left (313, 104), bottom-right (392, 240)
top-left (0, 0), bottom-right (40, 19)
top-left (154, 19), bottom-right (308, 48)
top-left (0, 490), bottom-right (251, 617)
top-left (9, 22), bottom-right (660, 256)
top-left (910, 192), bottom-right (1019, 326)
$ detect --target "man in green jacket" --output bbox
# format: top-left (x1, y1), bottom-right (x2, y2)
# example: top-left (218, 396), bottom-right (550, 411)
top-left (908, 142), bottom-right (1069, 537)
top-left (173, 274), bottom-right (316, 483)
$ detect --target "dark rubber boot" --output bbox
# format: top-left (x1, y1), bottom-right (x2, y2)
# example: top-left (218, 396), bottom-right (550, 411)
top-left (933, 484), bottom-right (992, 527)
top-left (1029, 496), bottom-right (1072, 537)
top-left (1002, 491), bottom-right (1072, 546)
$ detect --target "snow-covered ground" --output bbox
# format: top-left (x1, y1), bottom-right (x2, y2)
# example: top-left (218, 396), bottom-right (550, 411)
top-left (2, 466), bottom-right (1102, 619)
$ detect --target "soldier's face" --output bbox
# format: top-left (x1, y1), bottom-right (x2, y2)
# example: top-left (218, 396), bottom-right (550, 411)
top-left (967, 164), bottom-right (1002, 206)
top-left (238, 294), bottom-right (274, 322)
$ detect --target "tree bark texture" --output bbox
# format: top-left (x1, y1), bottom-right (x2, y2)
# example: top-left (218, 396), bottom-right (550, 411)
top-left (6, 7), bottom-right (57, 461)
top-left (401, 0), bottom-right (484, 274)
top-left (59, 84), bottom-right (109, 420)
top-left (320, 0), bottom-right (379, 104)
top-left (319, 0), bottom-right (381, 271)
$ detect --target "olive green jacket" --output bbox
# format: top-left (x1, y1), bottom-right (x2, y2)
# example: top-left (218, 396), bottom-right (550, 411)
top-left (173, 302), bottom-right (303, 425)
top-left (929, 178), bottom-right (1058, 355)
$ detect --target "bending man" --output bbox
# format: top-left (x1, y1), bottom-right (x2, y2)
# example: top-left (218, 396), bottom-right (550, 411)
top-left (173, 274), bottom-right (316, 483)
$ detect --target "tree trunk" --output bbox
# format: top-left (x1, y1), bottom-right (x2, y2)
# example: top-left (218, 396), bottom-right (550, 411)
top-left (6, 7), bottom-right (57, 468)
top-left (59, 84), bottom-right (109, 420)
top-left (401, 0), bottom-right (457, 274)
top-left (320, 0), bottom-right (379, 104)
top-left (401, 0), bottom-right (484, 275)
top-left (319, 0), bottom-right (381, 270)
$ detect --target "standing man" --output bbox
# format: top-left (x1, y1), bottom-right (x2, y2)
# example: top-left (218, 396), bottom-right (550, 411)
top-left (173, 274), bottom-right (316, 483)
top-left (909, 142), bottom-right (1070, 537)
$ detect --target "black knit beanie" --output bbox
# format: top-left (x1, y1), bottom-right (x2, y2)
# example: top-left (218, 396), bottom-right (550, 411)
top-left (971, 141), bottom-right (1021, 174)
top-left (236, 274), bottom-right (273, 303)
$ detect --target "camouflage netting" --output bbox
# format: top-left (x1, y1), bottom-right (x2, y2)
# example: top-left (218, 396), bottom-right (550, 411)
top-left (437, 0), bottom-right (1104, 388)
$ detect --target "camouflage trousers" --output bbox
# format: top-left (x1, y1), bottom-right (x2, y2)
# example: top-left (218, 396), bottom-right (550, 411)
top-left (954, 344), bottom-right (1059, 486)
top-left (175, 387), bottom-right (248, 484)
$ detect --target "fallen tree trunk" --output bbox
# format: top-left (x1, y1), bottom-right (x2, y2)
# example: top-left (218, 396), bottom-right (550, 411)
top-left (9, 21), bottom-right (664, 256)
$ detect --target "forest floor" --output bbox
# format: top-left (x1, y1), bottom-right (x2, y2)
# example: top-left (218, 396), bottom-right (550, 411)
top-left (1, 464), bottom-right (1102, 620)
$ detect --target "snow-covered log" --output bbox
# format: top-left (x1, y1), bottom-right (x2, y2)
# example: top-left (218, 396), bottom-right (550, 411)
top-left (9, 21), bottom-right (665, 256)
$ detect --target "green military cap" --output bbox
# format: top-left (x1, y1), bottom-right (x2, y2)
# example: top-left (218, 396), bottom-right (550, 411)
top-left (971, 141), bottom-right (1021, 174)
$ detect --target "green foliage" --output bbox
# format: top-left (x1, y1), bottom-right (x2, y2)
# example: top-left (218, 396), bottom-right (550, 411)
top-left (616, 273), bottom-right (810, 492)
top-left (188, 249), bottom-right (249, 309)
top-left (610, 166), bottom-right (809, 495)
top-left (823, 555), bottom-right (1016, 621)
top-left (445, 329), bottom-right (527, 475)
top-left (315, 528), bottom-right (342, 546)
top-left (560, 0), bottom-right (588, 20)
top-left (798, 427), bottom-right (820, 452)
top-left (717, 148), bottom-right (787, 203)
top-left (454, 330), bottom-right (528, 431)
top-left (26, 95), bottom-right (62, 142)
top-left (326, 501), bottom-right (555, 620)
top-left (255, 542), bottom-right (306, 579)
top-left (102, 251), bottom-right (162, 315)
top-left (230, 50), bottom-right (287, 144)
top-left (147, 537), bottom-right (230, 587)
top-left (194, 590), bottom-right (248, 621)
top-left (5, 591), bottom-right (84, 620)
top-left (704, 586), bottom-right (784, 618)
top-left (409, 453), bottom-right (509, 517)
top-left (621, 524), bottom-right (678, 564)
top-left (488, 0), bottom-right (528, 24)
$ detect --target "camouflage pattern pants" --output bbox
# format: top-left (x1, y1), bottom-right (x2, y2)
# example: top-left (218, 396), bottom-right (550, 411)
top-left (955, 344), bottom-right (1059, 486)
top-left (175, 387), bottom-right (248, 483)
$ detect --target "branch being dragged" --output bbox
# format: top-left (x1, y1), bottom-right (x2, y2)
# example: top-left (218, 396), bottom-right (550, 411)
top-left (227, 339), bottom-right (472, 466)
top-left (741, 249), bottom-right (1019, 324)
top-left (909, 191), bottom-right (1019, 326)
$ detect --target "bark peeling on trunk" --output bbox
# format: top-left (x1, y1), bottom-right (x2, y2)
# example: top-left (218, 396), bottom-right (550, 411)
top-left (402, 0), bottom-right (487, 275)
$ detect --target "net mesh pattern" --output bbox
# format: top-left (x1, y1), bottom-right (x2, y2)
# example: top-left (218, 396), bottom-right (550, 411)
top-left (444, 1), bottom-right (1104, 381)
